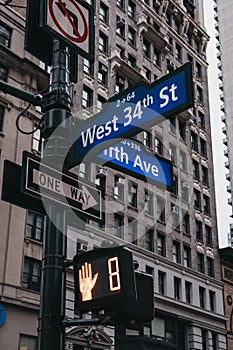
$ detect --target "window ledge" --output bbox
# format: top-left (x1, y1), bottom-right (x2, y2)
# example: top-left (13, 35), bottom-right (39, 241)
top-left (24, 237), bottom-right (43, 246)
top-left (127, 205), bottom-right (138, 211)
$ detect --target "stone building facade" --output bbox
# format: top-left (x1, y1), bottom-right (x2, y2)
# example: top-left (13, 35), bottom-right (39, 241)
top-left (0, 0), bottom-right (227, 349)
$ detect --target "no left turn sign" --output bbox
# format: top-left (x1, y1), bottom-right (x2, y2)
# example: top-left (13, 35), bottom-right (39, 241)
top-left (42, 0), bottom-right (94, 59)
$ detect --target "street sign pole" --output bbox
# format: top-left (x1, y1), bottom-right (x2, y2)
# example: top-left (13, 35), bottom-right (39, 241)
top-left (38, 39), bottom-right (71, 350)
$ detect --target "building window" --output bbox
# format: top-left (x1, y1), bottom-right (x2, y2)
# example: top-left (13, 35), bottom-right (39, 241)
top-left (174, 19), bottom-right (180, 33)
top-left (128, 219), bottom-right (137, 244)
top-left (205, 225), bottom-right (212, 246)
top-left (95, 166), bottom-right (106, 187)
top-left (98, 62), bottom-right (108, 85)
top-left (184, 0), bottom-right (195, 18)
top-left (180, 151), bottom-right (187, 171)
top-left (172, 176), bottom-right (178, 197)
top-left (115, 75), bottom-right (125, 94)
top-left (145, 190), bottom-right (153, 215)
top-left (146, 265), bottom-right (154, 276)
top-left (179, 120), bottom-right (186, 141)
top-left (203, 195), bottom-right (210, 214)
top-left (128, 26), bottom-right (136, 46)
top-left (199, 286), bottom-right (206, 308)
top-left (99, 2), bottom-right (108, 23)
top-left (194, 189), bottom-right (201, 209)
top-left (197, 86), bottom-right (203, 104)
top-left (99, 31), bottom-right (108, 53)
top-left (200, 138), bottom-right (207, 157)
top-left (0, 21), bottom-right (11, 47)
top-left (183, 245), bottom-right (191, 268)
top-left (26, 211), bottom-right (44, 242)
top-left (182, 212), bottom-right (190, 235)
top-left (167, 59), bottom-right (175, 74)
top-left (32, 127), bottom-right (43, 153)
top-left (202, 329), bottom-right (208, 350)
top-left (83, 58), bottom-right (93, 75)
top-left (84, 0), bottom-right (93, 5)
top-left (143, 130), bottom-right (152, 148)
top-left (82, 86), bottom-right (93, 108)
top-left (0, 106), bottom-right (4, 132)
top-left (143, 67), bottom-right (151, 81)
top-left (181, 181), bottom-right (189, 202)
top-left (143, 38), bottom-right (151, 58)
top-left (158, 271), bottom-right (166, 295)
top-left (193, 159), bottom-right (200, 179)
top-left (116, 16), bottom-right (125, 37)
top-left (19, 334), bottom-right (37, 350)
top-left (157, 196), bottom-right (165, 222)
top-left (202, 166), bottom-right (209, 185)
top-left (191, 131), bottom-right (198, 151)
top-left (197, 253), bottom-right (205, 273)
top-left (128, 182), bottom-right (137, 207)
top-left (169, 144), bottom-right (177, 165)
top-left (128, 0), bottom-right (135, 18)
top-left (197, 111), bottom-right (205, 129)
top-left (212, 332), bottom-right (218, 350)
top-left (187, 32), bottom-right (193, 46)
top-left (0, 64), bottom-right (8, 81)
top-left (78, 163), bottom-right (86, 179)
top-left (174, 277), bottom-right (181, 300)
top-left (155, 137), bottom-right (163, 155)
top-left (172, 241), bottom-right (180, 263)
top-left (114, 214), bottom-right (124, 238)
top-left (97, 95), bottom-right (106, 112)
top-left (196, 219), bottom-right (203, 241)
top-left (114, 176), bottom-right (124, 201)
top-left (157, 234), bottom-right (166, 257)
top-left (153, 46), bottom-right (160, 66)
top-left (22, 257), bottom-right (41, 292)
top-left (171, 205), bottom-right (179, 229)
top-left (145, 228), bottom-right (154, 252)
top-left (207, 257), bottom-right (214, 277)
top-left (117, 0), bottom-right (124, 9)
top-left (209, 290), bottom-right (216, 312)
top-left (128, 54), bottom-right (137, 68)
top-left (169, 118), bottom-right (176, 134)
top-left (175, 43), bottom-right (182, 60)
top-left (185, 281), bottom-right (192, 304)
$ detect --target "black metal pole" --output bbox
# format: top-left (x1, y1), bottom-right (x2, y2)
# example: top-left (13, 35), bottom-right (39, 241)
top-left (38, 39), bottom-right (72, 350)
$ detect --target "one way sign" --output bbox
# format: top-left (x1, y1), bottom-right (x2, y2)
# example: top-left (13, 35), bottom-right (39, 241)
top-left (21, 152), bottom-right (103, 222)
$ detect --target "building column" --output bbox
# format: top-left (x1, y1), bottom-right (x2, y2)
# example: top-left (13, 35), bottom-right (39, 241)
top-left (187, 325), bottom-right (202, 350)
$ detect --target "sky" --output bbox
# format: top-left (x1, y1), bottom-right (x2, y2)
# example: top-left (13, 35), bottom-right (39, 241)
top-left (203, 0), bottom-right (231, 247)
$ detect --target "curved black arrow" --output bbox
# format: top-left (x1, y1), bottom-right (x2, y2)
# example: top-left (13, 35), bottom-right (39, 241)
top-left (56, 1), bottom-right (79, 36)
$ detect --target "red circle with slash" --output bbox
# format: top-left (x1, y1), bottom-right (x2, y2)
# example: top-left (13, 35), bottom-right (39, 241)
top-left (49, 0), bottom-right (88, 43)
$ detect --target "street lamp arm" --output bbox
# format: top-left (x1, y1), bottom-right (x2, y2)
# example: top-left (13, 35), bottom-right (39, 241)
top-left (0, 80), bottom-right (42, 106)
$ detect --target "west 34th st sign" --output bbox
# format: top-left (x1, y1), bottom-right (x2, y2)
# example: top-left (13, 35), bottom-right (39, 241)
top-left (68, 63), bottom-right (194, 168)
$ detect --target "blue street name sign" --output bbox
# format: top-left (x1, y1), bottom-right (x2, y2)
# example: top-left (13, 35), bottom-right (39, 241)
top-left (0, 304), bottom-right (6, 327)
top-left (97, 139), bottom-right (173, 189)
top-left (68, 63), bottom-right (193, 168)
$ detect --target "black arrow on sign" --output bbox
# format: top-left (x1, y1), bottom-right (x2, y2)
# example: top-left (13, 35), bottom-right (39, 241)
top-left (56, 1), bottom-right (79, 37)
